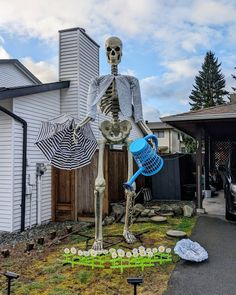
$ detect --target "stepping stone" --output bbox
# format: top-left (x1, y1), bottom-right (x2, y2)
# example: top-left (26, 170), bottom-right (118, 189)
top-left (160, 212), bottom-right (174, 217)
top-left (166, 230), bottom-right (187, 238)
top-left (150, 216), bottom-right (167, 223)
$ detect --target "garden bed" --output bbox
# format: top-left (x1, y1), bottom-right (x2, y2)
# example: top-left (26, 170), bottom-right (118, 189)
top-left (0, 216), bottom-right (196, 295)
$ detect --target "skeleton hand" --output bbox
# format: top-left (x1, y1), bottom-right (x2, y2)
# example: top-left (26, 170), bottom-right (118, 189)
top-left (148, 138), bottom-right (156, 151)
top-left (73, 124), bottom-right (81, 143)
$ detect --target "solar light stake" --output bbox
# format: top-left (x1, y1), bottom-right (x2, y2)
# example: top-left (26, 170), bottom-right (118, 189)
top-left (127, 277), bottom-right (143, 295)
top-left (4, 271), bottom-right (19, 295)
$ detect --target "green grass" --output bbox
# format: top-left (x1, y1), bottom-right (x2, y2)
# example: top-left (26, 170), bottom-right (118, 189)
top-left (1, 216), bottom-right (197, 295)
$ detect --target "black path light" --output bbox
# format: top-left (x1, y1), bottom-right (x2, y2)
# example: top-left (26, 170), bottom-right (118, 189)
top-left (3, 271), bottom-right (19, 295)
top-left (127, 277), bottom-right (143, 295)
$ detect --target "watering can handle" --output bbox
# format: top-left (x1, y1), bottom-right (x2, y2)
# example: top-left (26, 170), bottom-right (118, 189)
top-left (144, 134), bottom-right (158, 152)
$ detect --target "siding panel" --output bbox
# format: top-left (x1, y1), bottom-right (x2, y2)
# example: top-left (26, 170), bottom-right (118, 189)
top-left (0, 99), bottom-right (13, 232)
top-left (12, 90), bottom-right (60, 231)
top-left (0, 64), bottom-right (35, 87)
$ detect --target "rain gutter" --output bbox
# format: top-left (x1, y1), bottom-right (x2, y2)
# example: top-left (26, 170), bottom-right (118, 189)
top-left (0, 105), bottom-right (27, 232)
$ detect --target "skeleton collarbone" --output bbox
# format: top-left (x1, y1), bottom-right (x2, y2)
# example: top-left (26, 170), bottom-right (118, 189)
top-left (100, 78), bottom-right (132, 144)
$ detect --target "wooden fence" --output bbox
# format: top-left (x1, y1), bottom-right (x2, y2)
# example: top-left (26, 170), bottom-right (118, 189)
top-left (52, 147), bottom-right (145, 221)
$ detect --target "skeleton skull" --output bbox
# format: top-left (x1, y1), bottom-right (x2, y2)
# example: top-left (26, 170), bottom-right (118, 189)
top-left (105, 36), bottom-right (122, 65)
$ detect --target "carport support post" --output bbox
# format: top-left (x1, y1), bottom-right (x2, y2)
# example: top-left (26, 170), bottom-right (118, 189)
top-left (204, 133), bottom-right (210, 191)
top-left (196, 128), bottom-right (204, 212)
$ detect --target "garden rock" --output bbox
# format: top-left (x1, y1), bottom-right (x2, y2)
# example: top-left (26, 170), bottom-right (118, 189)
top-left (150, 205), bottom-right (161, 212)
top-left (141, 209), bottom-right (151, 217)
top-left (120, 216), bottom-right (125, 224)
top-left (160, 204), bottom-right (173, 213)
top-left (171, 204), bottom-right (183, 216)
top-left (148, 210), bottom-right (156, 217)
top-left (174, 239), bottom-right (208, 262)
top-left (136, 217), bottom-right (150, 223)
top-left (103, 215), bottom-right (115, 226)
top-left (133, 204), bottom-right (145, 216)
top-left (111, 203), bottom-right (125, 218)
top-left (183, 205), bottom-right (194, 217)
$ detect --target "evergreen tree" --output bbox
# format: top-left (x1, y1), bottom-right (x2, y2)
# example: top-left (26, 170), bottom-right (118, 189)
top-left (182, 133), bottom-right (197, 153)
top-left (232, 67), bottom-right (236, 92)
top-left (189, 51), bottom-right (228, 110)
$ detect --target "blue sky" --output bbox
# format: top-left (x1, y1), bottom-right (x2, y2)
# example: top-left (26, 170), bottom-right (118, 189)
top-left (0, 0), bottom-right (236, 121)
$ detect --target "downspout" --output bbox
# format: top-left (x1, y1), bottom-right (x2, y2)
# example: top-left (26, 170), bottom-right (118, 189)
top-left (0, 105), bottom-right (27, 232)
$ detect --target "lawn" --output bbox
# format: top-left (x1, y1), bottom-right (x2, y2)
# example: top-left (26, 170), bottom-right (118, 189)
top-left (0, 216), bottom-right (196, 295)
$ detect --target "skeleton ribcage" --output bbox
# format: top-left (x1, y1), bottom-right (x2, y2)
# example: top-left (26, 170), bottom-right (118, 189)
top-left (100, 79), bottom-right (120, 121)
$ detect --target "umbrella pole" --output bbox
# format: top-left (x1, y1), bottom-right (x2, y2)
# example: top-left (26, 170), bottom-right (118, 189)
top-left (93, 139), bottom-right (106, 251)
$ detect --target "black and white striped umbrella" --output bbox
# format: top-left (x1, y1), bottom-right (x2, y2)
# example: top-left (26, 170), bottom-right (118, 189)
top-left (35, 114), bottom-right (98, 170)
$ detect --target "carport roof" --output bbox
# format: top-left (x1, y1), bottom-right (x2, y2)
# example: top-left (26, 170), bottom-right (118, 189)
top-left (161, 102), bottom-right (236, 140)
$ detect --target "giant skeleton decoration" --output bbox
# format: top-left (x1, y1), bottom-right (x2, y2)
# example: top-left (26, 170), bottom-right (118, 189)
top-left (74, 37), bottom-right (152, 250)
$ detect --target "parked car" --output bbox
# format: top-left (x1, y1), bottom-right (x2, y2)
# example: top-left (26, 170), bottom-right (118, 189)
top-left (222, 146), bottom-right (236, 221)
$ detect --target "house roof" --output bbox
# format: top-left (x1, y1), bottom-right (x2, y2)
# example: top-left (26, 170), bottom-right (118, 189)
top-left (162, 103), bottom-right (236, 122)
top-left (161, 102), bottom-right (236, 139)
top-left (0, 59), bottom-right (42, 84)
top-left (0, 81), bottom-right (70, 100)
top-left (147, 121), bottom-right (174, 130)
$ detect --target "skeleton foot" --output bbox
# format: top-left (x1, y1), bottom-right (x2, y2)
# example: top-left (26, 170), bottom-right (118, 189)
top-left (123, 230), bottom-right (137, 244)
top-left (92, 240), bottom-right (103, 251)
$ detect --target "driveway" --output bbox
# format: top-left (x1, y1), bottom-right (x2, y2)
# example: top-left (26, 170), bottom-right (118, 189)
top-left (164, 215), bottom-right (236, 295)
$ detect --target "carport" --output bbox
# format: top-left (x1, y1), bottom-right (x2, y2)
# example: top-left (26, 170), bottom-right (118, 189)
top-left (161, 98), bottom-right (236, 212)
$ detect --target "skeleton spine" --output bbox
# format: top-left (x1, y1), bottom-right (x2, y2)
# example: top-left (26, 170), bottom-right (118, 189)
top-left (111, 65), bottom-right (120, 122)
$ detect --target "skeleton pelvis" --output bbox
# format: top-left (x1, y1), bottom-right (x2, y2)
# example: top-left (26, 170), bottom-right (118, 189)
top-left (100, 120), bottom-right (132, 144)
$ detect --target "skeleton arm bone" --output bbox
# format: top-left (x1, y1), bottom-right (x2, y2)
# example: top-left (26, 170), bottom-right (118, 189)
top-left (137, 120), bottom-right (152, 135)
top-left (73, 116), bottom-right (93, 142)
top-left (73, 77), bottom-right (98, 141)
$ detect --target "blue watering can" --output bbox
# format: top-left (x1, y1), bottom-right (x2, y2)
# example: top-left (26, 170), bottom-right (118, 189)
top-left (124, 134), bottom-right (164, 190)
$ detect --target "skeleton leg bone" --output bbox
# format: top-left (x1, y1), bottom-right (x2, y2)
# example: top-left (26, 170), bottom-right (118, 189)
top-left (123, 138), bottom-right (137, 244)
top-left (92, 139), bottom-right (106, 251)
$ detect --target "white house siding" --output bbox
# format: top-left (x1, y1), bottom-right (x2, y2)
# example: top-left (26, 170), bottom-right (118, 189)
top-left (0, 99), bottom-right (13, 232)
top-left (59, 29), bottom-right (79, 116)
top-left (12, 90), bottom-right (60, 231)
top-left (0, 63), bottom-right (35, 88)
top-left (171, 131), bottom-right (181, 153)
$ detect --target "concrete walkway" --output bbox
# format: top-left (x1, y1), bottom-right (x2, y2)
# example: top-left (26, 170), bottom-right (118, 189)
top-left (203, 190), bottom-right (225, 217)
top-left (164, 215), bottom-right (236, 295)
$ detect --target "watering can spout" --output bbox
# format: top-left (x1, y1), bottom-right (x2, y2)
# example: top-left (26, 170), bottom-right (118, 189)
top-left (123, 167), bottom-right (144, 191)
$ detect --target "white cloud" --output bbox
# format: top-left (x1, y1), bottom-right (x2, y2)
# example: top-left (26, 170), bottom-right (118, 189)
top-left (179, 99), bottom-right (189, 106)
top-left (20, 57), bottom-right (58, 82)
top-left (120, 68), bottom-right (137, 76)
top-left (143, 104), bottom-right (161, 122)
top-left (162, 57), bottom-right (201, 84)
top-left (0, 46), bottom-right (11, 59)
top-left (191, 0), bottom-right (236, 25)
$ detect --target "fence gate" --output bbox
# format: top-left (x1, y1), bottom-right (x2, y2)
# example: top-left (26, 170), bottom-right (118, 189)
top-left (52, 168), bottom-right (76, 221)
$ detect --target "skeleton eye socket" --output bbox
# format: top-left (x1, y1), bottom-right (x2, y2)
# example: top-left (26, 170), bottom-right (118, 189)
top-left (107, 47), bottom-right (112, 52)
top-left (115, 47), bottom-right (120, 51)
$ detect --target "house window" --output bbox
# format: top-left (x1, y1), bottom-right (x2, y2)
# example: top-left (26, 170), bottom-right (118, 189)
top-left (155, 130), bottom-right (165, 138)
